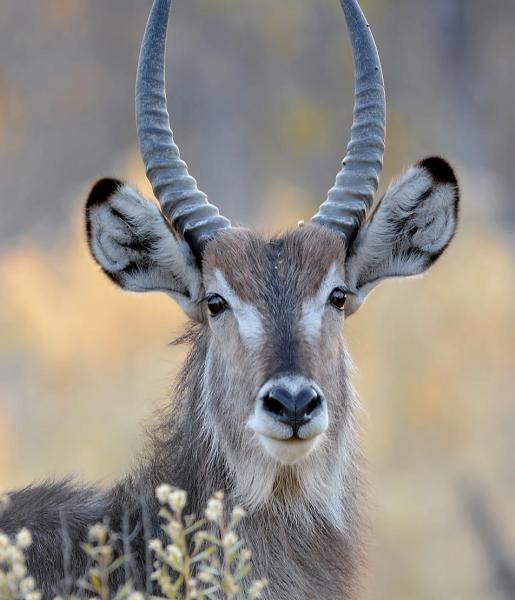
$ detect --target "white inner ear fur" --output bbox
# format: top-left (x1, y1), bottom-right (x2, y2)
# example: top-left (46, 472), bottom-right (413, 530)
top-left (208, 269), bottom-right (264, 349)
top-left (88, 184), bottom-right (203, 318)
top-left (344, 164), bottom-right (458, 315)
top-left (300, 263), bottom-right (344, 343)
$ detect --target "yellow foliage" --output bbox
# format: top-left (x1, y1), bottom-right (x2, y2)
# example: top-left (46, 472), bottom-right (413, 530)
top-left (0, 232), bottom-right (186, 374)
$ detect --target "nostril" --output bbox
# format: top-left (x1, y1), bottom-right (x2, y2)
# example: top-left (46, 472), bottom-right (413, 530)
top-left (296, 387), bottom-right (322, 420)
top-left (263, 393), bottom-right (287, 417)
top-left (305, 394), bottom-right (322, 416)
top-left (260, 385), bottom-right (324, 433)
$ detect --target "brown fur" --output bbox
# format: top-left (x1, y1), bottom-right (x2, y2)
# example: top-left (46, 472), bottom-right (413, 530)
top-left (204, 226), bottom-right (347, 302)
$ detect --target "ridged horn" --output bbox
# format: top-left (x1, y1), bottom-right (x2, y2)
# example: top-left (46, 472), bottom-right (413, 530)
top-left (312, 0), bottom-right (386, 246)
top-left (136, 0), bottom-right (231, 259)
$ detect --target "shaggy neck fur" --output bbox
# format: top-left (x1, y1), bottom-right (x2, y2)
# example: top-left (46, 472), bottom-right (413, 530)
top-left (134, 325), bottom-right (365, 598)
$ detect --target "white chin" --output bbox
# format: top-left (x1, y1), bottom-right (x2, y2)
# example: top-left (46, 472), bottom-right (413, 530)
top-left (258, 435), bottom-right (320, 465)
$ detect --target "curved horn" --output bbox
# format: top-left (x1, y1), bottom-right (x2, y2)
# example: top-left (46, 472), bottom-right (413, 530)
top-left (136, 0), bottom-right (230, 259)
top-left (312, 0), bottom-right (386, 246)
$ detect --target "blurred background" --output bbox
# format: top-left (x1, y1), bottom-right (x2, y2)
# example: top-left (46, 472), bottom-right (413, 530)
top-left (1, 0), bottom-right (514, 598)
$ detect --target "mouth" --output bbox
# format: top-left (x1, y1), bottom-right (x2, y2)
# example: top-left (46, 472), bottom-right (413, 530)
top-left (255, 433), bottom-right (323, 465)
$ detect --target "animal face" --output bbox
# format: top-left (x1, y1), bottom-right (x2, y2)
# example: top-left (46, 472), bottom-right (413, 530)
top-left (201, 226), bottom-right (348, 466)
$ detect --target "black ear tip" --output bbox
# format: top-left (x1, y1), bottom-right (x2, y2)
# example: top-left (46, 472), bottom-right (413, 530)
top-left (86, 178), bottom-right (123, 209)
top-left (418, 157), bottom-right (458, 187)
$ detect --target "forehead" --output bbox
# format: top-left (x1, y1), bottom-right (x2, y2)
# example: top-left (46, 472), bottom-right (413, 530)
top-left (203, 224), bottom-right (347, 302)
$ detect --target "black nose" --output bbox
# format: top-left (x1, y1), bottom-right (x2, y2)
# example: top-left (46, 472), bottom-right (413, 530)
top-left (262, 386), bottom-right (322, 435)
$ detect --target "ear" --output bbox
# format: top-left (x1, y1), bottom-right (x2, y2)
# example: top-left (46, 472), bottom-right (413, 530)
top-left (85, 178), bottom-right (203, 321)
top-left (345, 157), bottom-right (460, 315)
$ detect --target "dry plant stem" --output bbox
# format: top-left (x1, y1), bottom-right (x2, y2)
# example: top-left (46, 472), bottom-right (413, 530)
top-left (0, 486), bottom-right (267, 599)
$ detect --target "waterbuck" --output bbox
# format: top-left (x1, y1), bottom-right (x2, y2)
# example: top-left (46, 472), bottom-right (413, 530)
top-left (1, 0), bottom-right (460, 597)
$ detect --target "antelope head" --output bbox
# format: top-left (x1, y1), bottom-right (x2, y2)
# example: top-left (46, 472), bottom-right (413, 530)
top-left (85, 0), bottom-right (459, 511)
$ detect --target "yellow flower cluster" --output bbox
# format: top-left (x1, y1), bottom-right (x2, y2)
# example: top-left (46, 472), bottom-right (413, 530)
top-left (0, 506), bottom-right (40, 600)
top-left (151, 486), bottom-right (267, 599)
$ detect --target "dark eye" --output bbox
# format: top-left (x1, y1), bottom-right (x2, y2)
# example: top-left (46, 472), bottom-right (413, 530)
top-left (206, 294), bottom-right (228, 317)
top-left (328, 287), bottom-right (347, 311)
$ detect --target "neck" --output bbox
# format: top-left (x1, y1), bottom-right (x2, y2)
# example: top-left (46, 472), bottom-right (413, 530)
top-left (138, 326), bottom-right (226, 513)
top-left (131, 325), bottom-right (364, 597)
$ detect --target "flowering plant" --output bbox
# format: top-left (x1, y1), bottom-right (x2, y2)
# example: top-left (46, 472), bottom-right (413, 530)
top-left (0, 488), bottom-right (267, 600)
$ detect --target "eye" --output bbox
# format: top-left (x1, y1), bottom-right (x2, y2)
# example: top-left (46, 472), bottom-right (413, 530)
top-left (206, 294), bottom-right (228, 317)
top-left (328, 287), bottom-right (347, 311)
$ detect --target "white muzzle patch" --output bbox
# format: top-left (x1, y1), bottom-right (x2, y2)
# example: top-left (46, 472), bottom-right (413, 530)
top-left (247, 375), bottom-right (329, 465)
